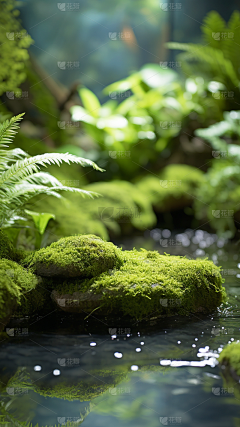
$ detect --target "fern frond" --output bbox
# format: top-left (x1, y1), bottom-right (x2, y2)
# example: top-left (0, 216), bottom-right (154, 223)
top-left (0, 152), bottom-right (104, 188)
top-left (201, 11), bottom-right (227, 48)
top-left (0, 148), bottom-right (28, 171)
top-left (0, 113), bottom-right (104, 228)
top-left (0, 113), bottom-right (25, 149)
top-left (224, 11), bottom-right (240, 72)
top-left (167, 43), bottom-right (240, 87)
top-left (22, 171), bottom-right (66, 187)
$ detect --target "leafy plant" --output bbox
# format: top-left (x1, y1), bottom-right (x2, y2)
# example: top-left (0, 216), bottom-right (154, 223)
top-left (24, 210), bottom-right (56, 249)
top-left (70, 64), bottom-right (207, 180)
top-left (0, 113), bottom-right (103, 229)
top-left (194, 111), bottom-right (240, 237)
top-left (0, 0), bottom-right (33, 97)
top-left (167, 11), bottom-right (240, 112)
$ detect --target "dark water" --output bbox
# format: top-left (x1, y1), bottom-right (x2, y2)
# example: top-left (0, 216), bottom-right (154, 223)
top-left (1, 228), bottom-right (240, 427)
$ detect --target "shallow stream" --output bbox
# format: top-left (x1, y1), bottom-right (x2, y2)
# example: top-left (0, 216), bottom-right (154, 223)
top-left (0, 228), bottom-right (240, 426)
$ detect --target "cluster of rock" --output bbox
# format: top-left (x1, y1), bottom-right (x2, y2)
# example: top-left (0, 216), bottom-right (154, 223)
top-left (0, 231), bottom-right (226, 330)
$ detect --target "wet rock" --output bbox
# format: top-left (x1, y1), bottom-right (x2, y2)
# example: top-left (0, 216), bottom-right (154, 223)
top-left (0, 259), bottom-right (38, 331)
top-left (49, 248), bottom-right (226, 319)
top-left (24, 234), bottom-right (123, 278)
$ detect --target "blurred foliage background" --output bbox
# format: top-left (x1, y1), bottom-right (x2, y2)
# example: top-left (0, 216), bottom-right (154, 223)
top-left (2, 0), bottom-right (240, 246)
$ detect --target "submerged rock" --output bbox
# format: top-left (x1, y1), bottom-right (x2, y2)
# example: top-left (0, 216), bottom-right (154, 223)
top-left (24, 234), bottom-right (124, 278)
top-left (49, 246), bottom-right (226, 319)
top-left (0, 259), bottom-right (38, 331)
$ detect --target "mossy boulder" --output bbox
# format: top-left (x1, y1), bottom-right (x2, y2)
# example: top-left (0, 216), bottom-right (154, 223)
top-left (0, 259), bottom-right (38, 331)
top-left (24, 234), bottom-right (124, 278)
top-left (32, 195), bottom-right (109, 245)
top-left (136, 164), bottom-right (204, 212)
top-left (68, 180), bottom-right (156, 238)
top-left (50, 248), bottom-right (226, 319)
top-left (31, 180), bottom-right (156, 245)
top-left (219, 342), bottom-right (240, 378)
top-left (0, 230), bottom-right (16, 260)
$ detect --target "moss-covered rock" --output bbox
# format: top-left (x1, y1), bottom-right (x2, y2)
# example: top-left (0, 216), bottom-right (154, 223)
top-left (219, 342), bottom-right (240, 377)
top-left (0, 230), bottom-right (16, 260)
top-left (0, 259), bottom-right (38, 331)
top-left (50, 248), bottom-right (226, 319)
top-left (24, 235), bottom-right (124, 278)
top-left (30, 180), bottom-right (156, 244)
top-left (69, 180), bottom-right (157, 238)
top-left (136, 164), bottom-right (204, 212)
top-left (19, 195), bottom-right (109, 249)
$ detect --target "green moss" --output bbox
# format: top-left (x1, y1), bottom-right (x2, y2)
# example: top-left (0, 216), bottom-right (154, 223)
top-left (24, 234), bottom-right (123, 278)
top-left (0, 0), bottom-right (33, 97)
top-left (194, 159), bottom-right (240, 238)
top-left (33, 196), bottom-right (109, 244)
top-left (14, 278), bottom-right (49, 316)
top-left (219, 342), bottom-right (240, 377)
top-left (69, 180), bottom-right (156, 237)
top-left (0, 259), bottom-right (38, 322)
top-left (136, 164), bottom-right (204, 211)
top-left (0, 332), bottom-right (9, 342)
top-left (6, 366), bottom-right (127, 402)
top-left (0, 230), bottom-right (16, 260)
top-left (52, 249), bottom-right (226, 319)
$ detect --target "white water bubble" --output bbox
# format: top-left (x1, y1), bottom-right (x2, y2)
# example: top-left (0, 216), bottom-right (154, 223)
top-left (131, 365), bottom-right (139, 371)
top-left (160, 360), bottom-right (171, 366)
top-left (114, 352), bottom-right (123, 359)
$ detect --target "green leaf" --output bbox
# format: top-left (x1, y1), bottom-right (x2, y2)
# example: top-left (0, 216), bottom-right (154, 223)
top-left (104, 72), bottom-right (141, 94)
top-left (140, 63), bottom-right (177, 88)
top-left (70, 105), bottom-right (96, 124)
top-left (79, 87), bottom-right (101, 117)
top-left (25, 210), bottom-right (55, 235)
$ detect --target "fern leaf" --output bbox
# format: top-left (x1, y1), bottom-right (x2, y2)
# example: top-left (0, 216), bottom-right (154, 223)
top-left (0, 152), bottom-right (104, 187)
top-left (167, 42), bottom-right (240, 87)
top-left (0, 113), bottom-right (104, 228)
top-left (201, 11), bottom-right (227, 48)
top-left (0, 113), bottom-right (25, 149)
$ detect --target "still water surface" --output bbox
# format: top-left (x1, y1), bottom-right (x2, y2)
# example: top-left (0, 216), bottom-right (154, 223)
top-left (0, 229), bottom-right (240, 426)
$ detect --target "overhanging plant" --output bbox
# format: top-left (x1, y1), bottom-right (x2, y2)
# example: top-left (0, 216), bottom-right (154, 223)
top-left (0, 113), bottom-right (103, 229)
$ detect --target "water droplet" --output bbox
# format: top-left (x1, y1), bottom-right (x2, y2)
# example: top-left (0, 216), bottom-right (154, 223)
top-left (114, 352), bottom-right (123, 359)
top-left (131, 365), bottom-right (138, 371)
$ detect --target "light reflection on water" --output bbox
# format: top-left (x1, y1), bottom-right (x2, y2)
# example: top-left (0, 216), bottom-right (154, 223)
top-left (0, 229), bottom-right (240, 427)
